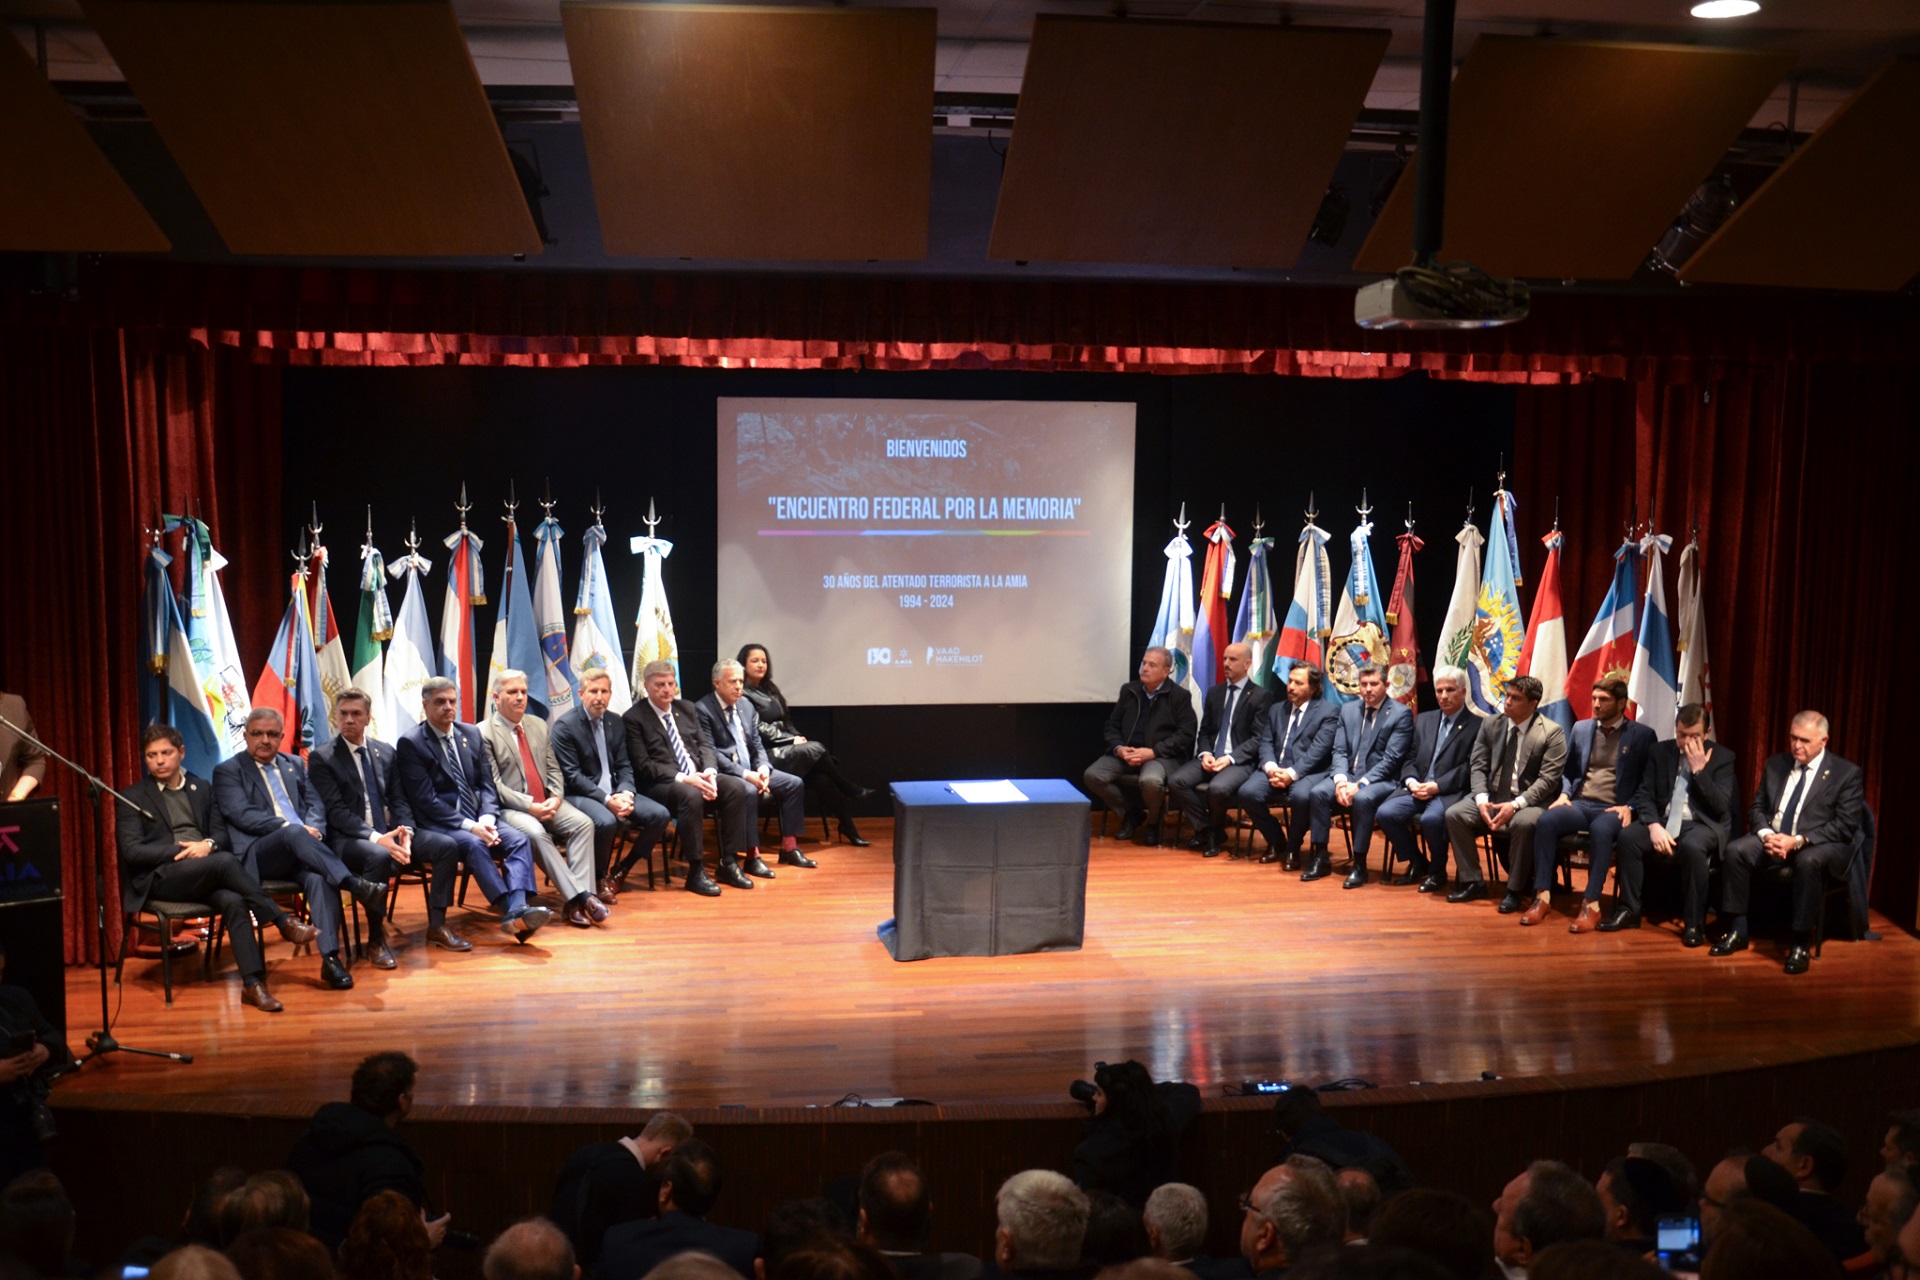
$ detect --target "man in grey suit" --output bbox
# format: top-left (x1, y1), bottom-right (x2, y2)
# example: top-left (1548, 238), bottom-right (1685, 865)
top-left (483, 669), bottom-right (606, 928)
top-left (698, 659), bottom-right (812, 873)
top-left (1443, 675), bottom-right (1568, 909)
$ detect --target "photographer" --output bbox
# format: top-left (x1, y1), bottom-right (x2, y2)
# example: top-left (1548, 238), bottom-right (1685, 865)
top-left (0, 940), bottom-right (70, 1187)
top-left (1070, 1062), bottom-right (1200, 1210)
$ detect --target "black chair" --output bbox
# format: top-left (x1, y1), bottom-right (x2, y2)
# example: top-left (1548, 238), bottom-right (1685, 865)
top-left (1477, 830), bottom-right (1581, 894)
top-left (1763, 803), bottom-right (1878, 955)
top-left (115, 901), bottom-right (214, 1006)
top-left (609, 818), bottom-right (668, 891)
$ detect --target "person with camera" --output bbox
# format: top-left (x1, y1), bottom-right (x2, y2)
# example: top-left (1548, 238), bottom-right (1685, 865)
top-left (0, 939), bottom-right (69, 1186)
top-left (1070, 1061), bottom-right (1201, 1210)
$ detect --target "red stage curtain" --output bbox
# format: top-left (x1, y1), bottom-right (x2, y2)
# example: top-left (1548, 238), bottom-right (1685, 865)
top-left (0, 333), bottom-right (280, 963)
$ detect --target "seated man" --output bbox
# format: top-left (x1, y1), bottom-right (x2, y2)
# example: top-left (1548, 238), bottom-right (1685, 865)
top-left (1442, 675), bottom-right (1568, 909)
top-left (308, 686), bottom-right (462, 969)
top-left (698, 658), bottom-right (813, 873)
top-left (1239, 1157), bottom-right (1344, 1277)
top-left (1375, 665), bottom-right (1475, 892)
top-left (1082, 646), bottom-right (1197, 847)
top-left (992, 1170), bottom-right (1092, 1280)
top-left (1711, 709), bottom-right (1864, 974)
top-left (623, 660), bottom-right (756, 897)
top-left (550, 669), bottom-right (671, 902)
top-left (857, 1151), bottom-right (984, 1280)
top-left (1169, 644), bottom-right (1271, 857)
top-left (1302, 663), bottom-right (1412, 888)
top-left (548, 1111), bottom-right (693, 1270)
top-left (1233, 663), bottom-right (1337, 870)
top-left (1611, 702), bottom-right (1737, 945)
top-left (117, 724), bottom-right (317, 1013)
top-left (393, 676), bottom-right (551, 944)
top-left (212, 707), bottom-right (387, 991)
top-left (598, 1140), bottom-right (758, 1280)
top-left (1490, 1160), bottom-right (1605, 1275)
top-left (1763, 1117), bottom-right (1868, 1261)
top-left (483, 669), bottom-right (607, 928)
top-left (1525, 676), bottom-right (1657, 931)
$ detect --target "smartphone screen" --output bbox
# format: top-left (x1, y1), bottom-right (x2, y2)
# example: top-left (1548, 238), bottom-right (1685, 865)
top-left (1656, 1216), bottom-right (1700, 1251)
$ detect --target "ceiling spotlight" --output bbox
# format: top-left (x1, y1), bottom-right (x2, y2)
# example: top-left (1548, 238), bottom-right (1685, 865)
top-left (1690, 1), bottom-right (1760, 17)
top-left (1650, 173), bottom-right (1738, 274)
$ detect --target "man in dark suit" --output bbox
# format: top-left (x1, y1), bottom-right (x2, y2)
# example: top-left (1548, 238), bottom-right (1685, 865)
top-left (551, 669), bottom-right (671, 903)
top-left (1375, 664), bottom-right (1475, 892)
top-left (484, 669), bottom-right (605, 928)
top-left (624, 660), bottom-right (756, 897)
top-left (212, 707), bottom-right (388, 990)
top-left (698, 658), bottom-right (812, 872)
top-left (1762, 1117), bottom-right (1869, 1261)
top-left (1711, 709), bottom-right (1865, 973)
top-left (308, 687), bottom-right (463, 967)
top-left (1610, 703), bottom-right (1738, 944)
top-left (1082, 646), bottom-right (1197, 846)
top-left (117, 724), bottom-right (317, 1012)
top-left (393, 677), bottom-right (550, 945)
top-left (1525, 676), bottom-right (1659, 931)
top-left (856, 1152), bottom-right (983, 1280)
top-left (1304, 663), bottom-right (1414, 887)
top-left (0, 691), bottom-right (45, 803)
top-left (1443, 675), bottom-right (1569, 908)
top-left (549, 1111), bottom-right (693, 1271)
top-left (1169, 643), bottom-right (1272, 857)
top-left (597, 1140), bottom-right (758, 1280)
top-left (1234, 663), bottom-right (1338, 869)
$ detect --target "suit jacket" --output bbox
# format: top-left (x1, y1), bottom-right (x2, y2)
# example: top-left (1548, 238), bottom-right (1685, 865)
top-left (1746, 750), bottom-right (1863, 848)
top-left (482, 711), bottom-right (566, 814)
top-left (551, 707), bottom-right (637, 804)
top-left (623, 698), bottom-right (719, 789)
top-left (1399, 708), bottom-right (1476, 796)
top-left (393, 721), bottom-right (503, 831)
top-left (1467, 711), bottom-right (1568, 808)
top-left (0, 692), bottom-right (46, 800)
top-left (1193, 681), bottom-right (1273, 764)
top-left (1330, 698), bottom-right (1414, 784)
top-left (1560, 717), bottom-right (1659, 805)
top-left (115, 773), bottom-right (230, 912)
top-left (696, 693), bottom-right (771, 778)
top-left (308, 736), bottom-right (416, 842)
top-left (598, 1211), bottom-right (759, 1280)
top-left (890, 1255), bottom-right (984, 1280)
top-left (1255, 698), bottom-right (1338, 775)
top-left (1629, 739), bottom-right (1739, 842)
top-left (1101, 682), bottom-right (1198, 761)
top-left (211, 750), bottom-right (328, 859)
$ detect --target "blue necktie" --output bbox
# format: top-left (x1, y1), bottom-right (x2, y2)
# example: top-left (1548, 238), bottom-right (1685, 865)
top-left (1216, 685), bottom-right (1238, 756)
top-left (1428, 716), bottom-right (1451, 778)
top-left (358, 744), bottom-right (387, 830)
top-left (728, 704), bottom-right (750, 768)
top-left (442, 733), bottom-right (478, 820)
top-left (1777, 766), bottom-right (1807, 836)
top-left (662, 708), bottom-right (696, 775)
top-left (259, 760), bottom-right (300, 826)
top-left (591, 716), bottom-right (612, 794)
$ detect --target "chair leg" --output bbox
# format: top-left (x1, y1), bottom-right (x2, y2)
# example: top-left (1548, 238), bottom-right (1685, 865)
top-left (157, 911), bottom-right (175, 1006)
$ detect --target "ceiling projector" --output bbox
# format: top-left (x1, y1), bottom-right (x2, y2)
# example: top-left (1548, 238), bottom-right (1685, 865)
top-left (1355, 264), bottom-right (1530, 331)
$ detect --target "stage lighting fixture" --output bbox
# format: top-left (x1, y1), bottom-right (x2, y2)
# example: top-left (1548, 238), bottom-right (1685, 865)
top-left (1690, 0), bottom-right (1760, 17)
top-left (1649, 172), bottom-right (1738, 274)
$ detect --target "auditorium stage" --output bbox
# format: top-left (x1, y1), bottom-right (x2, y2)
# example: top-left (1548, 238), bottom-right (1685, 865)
top-left (56, 819), bottom-right (1920, 1114)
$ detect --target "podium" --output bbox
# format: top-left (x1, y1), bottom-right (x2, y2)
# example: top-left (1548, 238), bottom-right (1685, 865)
top-left (0, 798), bottom-right (65, 1034)
top-left (884, 779), bottom-right (1089, 962)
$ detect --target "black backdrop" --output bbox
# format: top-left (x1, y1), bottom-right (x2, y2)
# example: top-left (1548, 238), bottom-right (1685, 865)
top-left (283, 367), bottom-right (1514, 808)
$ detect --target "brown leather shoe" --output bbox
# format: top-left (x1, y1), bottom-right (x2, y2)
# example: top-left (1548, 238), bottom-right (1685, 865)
top-left (277, 916), bottom-right (318, 946)
top-left (1519, 897), bottom-right (1552, 927)
top-left (1568, 902), bottom-right (1603, 934)
top-left (425, 924), bottom-right (471, 952)
top-left (567, 906), bottom-right (592, 928)
top-left (583, 894), bottom-right (610, 923)
top-left (596, 877), bottom-right (620, 904)
top-left (367, 940), bottom-right (398, 970)
top-left (241, 980), bottom-right (283, 1013)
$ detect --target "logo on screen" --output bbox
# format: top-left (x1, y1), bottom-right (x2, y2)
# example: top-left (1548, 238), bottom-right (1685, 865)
top-left (866, 648), bottom-right (893, 666)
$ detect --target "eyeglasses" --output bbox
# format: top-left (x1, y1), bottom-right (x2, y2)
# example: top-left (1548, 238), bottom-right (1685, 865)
top-left (1238, 1191), bottom-right (1255, 1215)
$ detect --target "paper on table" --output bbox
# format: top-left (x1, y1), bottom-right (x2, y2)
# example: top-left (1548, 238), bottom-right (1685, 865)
top-left (948, 780), bottom-right (1030, 804)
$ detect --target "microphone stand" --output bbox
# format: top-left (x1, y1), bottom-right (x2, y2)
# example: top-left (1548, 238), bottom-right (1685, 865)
top-left (0, 712), bottom-right (191, 1066)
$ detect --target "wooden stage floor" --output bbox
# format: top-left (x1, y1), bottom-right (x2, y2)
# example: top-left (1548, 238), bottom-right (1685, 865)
top-left (58, 821), bottom-right (1920, 1114)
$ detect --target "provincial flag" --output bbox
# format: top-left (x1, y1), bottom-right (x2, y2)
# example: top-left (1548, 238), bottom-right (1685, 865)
top-left (486, 510), bottom-right (548, 717)
top-left (1231, 533), bottom-right (1279, 693)
top-left (532, 515), bottom-right (579, 719)
top-left (1384, 525), bottom-right (1424, 709)
top-left (142, 541), bottom-right (225, 774)
top-left (1520, 531), bottom-right (1572, 732)
top-left (1437, 516), bottom-right (1487, 716)
top-left (251, 569), bottom-right (332, 755)
top-left (1273, 518), bottom-right (1332, 681)
top-left (384, 542), bottom-right (436, 735)
top-left (573, 518), bottom-right (634, 714)
top-left (1191, 517), bottom-right (1236, 694)
top-left (1627, 532), bottom-right (1679, 740)
top-left (1565, 539), bottom-right (1640, 720)
top-left (306, 537), bottom-right (353, 734)
top-left (1462, 489), bottom-right (1525, 717)
top-left (140, 541), bottom-right (175, 732)
top-left (440, 522), bottom-right (487, 722)
top-left (352, 533), bottom-right (392, 742)
top-left (1325, 515), bottom-right (1389, 705)
top-left (164, 515), bottom-right (251, 755)
top-left (629, 529), bottom-right (681, 690)
top-left (1675, 534), bottom-right (1713, 736)
top-left (1149, 523), bottom-right (1200, 718)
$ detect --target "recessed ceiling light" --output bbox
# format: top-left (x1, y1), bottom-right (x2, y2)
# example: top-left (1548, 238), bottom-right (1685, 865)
top-left (1691, 0), bottom-right (1760, 17)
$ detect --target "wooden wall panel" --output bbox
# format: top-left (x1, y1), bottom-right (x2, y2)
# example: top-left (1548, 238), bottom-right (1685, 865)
top-left (81, 0), bottom-right (541, 257)
top-left (1354, 37), bottom-right (1793, 280)
top-left (1681, 57), bottom-right (1920, 292)
top-left (562, 4), bottom-right (935, 261)
top-left (989, 18), bottom-right (1388, 269)
top-left (0, 32), bottom-right (168, 252)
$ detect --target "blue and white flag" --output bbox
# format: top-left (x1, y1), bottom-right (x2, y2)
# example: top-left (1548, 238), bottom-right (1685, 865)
top-left (251, 569), bottom-right (332, 755)
top-left (1273, 520), bottom-right (1332, 681)
top-left (1149, 526), bottom-right (1200, 717)
top-left (1325, 516), bottom-right (1390, 705)
top-left (1463, 490), bottom-right (1525, 717)
top-left (143, 542), bottom-right (224, 774)
top-left (141, 543), bottom-right (175, 733)
top-left (1627, 532), bottom-right (1679, 740)
top-left (165, 515), bottom-right (251, 756)
top-left (1231, 534), bottom-right (1279, 693)
top-left (573, 520), bottom-right (633, 714)
top-left (486, 512), bottom-right (548, 718)
top-left (629, 531), bottom-right (680, 689)
top-left (533, 515), bottom-right (578, 718)
top-left (384, 544), bottom-right (436, 735)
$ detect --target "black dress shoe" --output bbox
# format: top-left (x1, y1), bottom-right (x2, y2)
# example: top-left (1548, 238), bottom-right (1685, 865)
top-left (1392, 866), bottom-right (1426, 886)
top-left (685, 873), bottom-right (722, 897)
top-left (780, 849), bottom-right (818, 868)
top-left (717, 861), bottom-right (755, 890)
top-left (1257, 847), bottom-right (1288, 865)
top-left (837, 825), bottom-right (872, 848)
top-left (1418, 875), bottom-right (1447, 894)
top-left (1596, 908), bottom-right (1642, 932)
top-left (1185, 833), bottom-right (1209, 851)
top-left (1283, 852), bottom-right (1301, 873)
top-left (1447, 880), bottom-right (1489, 903)
top-left (1707, 933), bottom-right (1749, 956)
top-left (1144, 824), bottom-right (1163, 847)
top-left (1784, 944), bottom-right (1812, 975)
top-left (741, 855), bottom-right (776, 879)
top-left (1343, 868), bottom-right (1368, 890)
top-left (1497, 891), bottom-right (1526, 914)
top-left (344, 876), bottom-right (388, 917)
top-left (425, 924), bottom-right (471, 952)
top-left (321, 954), bottom-right (354, 990)
top-left (1300, 855), bottom-right (1333, 882)
top-left (1681, 926), bottom-right (1706, 948)
top-left (367, 940), bottom-right (397, 969)
top-left (1115, 817), bottom-right (1141, 842)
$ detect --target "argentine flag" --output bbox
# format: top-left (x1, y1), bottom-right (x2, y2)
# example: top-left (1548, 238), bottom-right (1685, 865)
top-left (167, 515), bottom-right (250, 756)
top-left (1150, 526), bottom-right (1199, 717)
top-left (384, 545), bottom-right (436, 734)
top-left (1231, 535), bottom-right (1279, 693)
top-left (533, 516), bottom-right (579, 718)
top-left (573, 521), bottom-right (633, 713)
top-left (1627, 533), bottom-right (1679, 740)
top-left (487, 513), bottom-right (549, 718)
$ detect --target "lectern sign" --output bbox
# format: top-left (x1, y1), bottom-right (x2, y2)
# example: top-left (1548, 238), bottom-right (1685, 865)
top-left (0, 799), bottom-right (61, 906)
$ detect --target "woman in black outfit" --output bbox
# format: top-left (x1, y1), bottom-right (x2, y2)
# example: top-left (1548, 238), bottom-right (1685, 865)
top-left (736, 643), bottom-right (875, 846)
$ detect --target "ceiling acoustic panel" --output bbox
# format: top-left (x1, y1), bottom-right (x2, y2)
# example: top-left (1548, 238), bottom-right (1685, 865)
top-left (0, 32), bottom-right (168, 252)
top-left (1681, 57), bottom-right (1920, 292)
top-left (1353, 37), bottom-right (1794, 280)
top-left (562, 3), bottom-right (935, 261)
top-left (81, 0), bottom-right (542, 257)
top-left (989, 17), bottom-right (1389, 269)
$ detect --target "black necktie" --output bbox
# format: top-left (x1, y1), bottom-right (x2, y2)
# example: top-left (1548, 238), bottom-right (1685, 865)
top-left (1277, 706), bottom-right (1301, 762)
top-left (1495, 725), bottom-right (1520, 797)
top-left (1428, 716), bottom-right (1451, 778)
top-left (1357, 707), bottom-right (1376, 768)
top-left (1216, 685), bottom-right (1238, 756)
top-left (1779, 766), bottom-right (1807, 836)
top-left (358, 744), bottom-right (387, 830)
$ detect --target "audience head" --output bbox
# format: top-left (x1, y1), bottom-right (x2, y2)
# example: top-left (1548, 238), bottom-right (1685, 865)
top-left (1142, 1184), bottom-right (1207, 1262)
top-left (1596, 1157), bottom-right (1680, 1244)
top-left (0, 1171), bottom-right (75, 1277)
top-left (224, 1225), bottom-right (336, 1280)
top-left (1740, 1154), bottom-right (1801, 1214)
top-left (994, 1169), bottom-right (1090, 1272)
top-left (1626, 1142), bottom-right (1699, 1207)
top-left (639, 1253), bottom-right (740, 1280)
top-left (338, 1191), bottom-right (433, 1280)
top-left (1284, 1245), bottom-right (1451, 1280)
top-left (1240, 1156), bottom-right (1344, 1273)
top-left (637, 1112), bottom-right (693, 1167)
top-left (482, 1218), bottom-right (578, 1280)
top-left (1863, 1164), bottom-right (1920, 1264)
top-left (856, 1152), bottom-right (932, 1252)
top-left (1081, 1190), bottom-right (1149, 1267)
top-left (1699, 1151), bottom-right (1752, 1240)
top-left (1699, 1197), bottom-right (1841, 1280)
top-left (185, 1166), bottom-right (250, 1246)
top-left (659, 1140), bottom-right (723, 1218)
top-left (153, 1246), bottom-right (245, 1280)
top-left (217, 1172), bottom-right (311, 1242)
top-left (1492, 1160), bottom-right (1605, 1271)
top-left (762, 1198), bottom-right (851, 1275)
top-left (1527, 1239), bottom-right (1666, 1280)
top-left (767, 1237), bottom-right (893, 1280)
top-left (350, 1052), bottom-right (418, 1124)
top-left (1885, 1110), bottom-right (1920, 1171)
top-left (1891, 1191), bottom-right (1920, 1279)
top-left (1368, 1189), bottom-right (1493, 1280)
top-left (1764, 1117), bottom-right (1848, 1192)
top-left (1336, 1169), bottom-right (1380, 1242)
top-left (1092, 1060), bottom-right (1167, 1135)
top-left (1268, 1085), bottom-right (1324, 1145)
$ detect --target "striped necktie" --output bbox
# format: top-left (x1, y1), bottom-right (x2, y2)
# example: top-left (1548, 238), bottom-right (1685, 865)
top-left (442, 732), bottom-right (478, 819)
top-left (662, 707), bottom-right (696, 775)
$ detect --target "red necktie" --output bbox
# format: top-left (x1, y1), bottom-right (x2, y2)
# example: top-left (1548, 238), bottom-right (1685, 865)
top-left (515, 725), bottom-right (547, 803)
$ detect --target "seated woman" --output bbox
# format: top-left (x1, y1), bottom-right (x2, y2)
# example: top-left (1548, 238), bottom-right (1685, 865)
top-left (736, 643), bottom-right (874, 846)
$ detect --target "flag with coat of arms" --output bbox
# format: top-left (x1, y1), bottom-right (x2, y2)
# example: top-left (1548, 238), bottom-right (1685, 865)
top-left (440, 506), bottom-right (487, 723)
top-left (1460, 488), bottom-right (1525, 717)
top-left (351, 525), bottom-right (392, 742)
top-left (306, 531), bottom-right (352, 735)
top-left (486, 506), bottom-right (548, 718)
top-left (141, 539), bottom-right (225, 775)
top-left (630, 504), bottom-right (681, 689)
top-left (1325, 511), bottom-right (1390, 705)
top-left (1436, 515), bottom-right (1487, 716)
top-left (1384, 522), bottom-right (1423, 709)
top-left (251, 561), bottom-right (332, 756)
top-left (1231, 530), bottom-right (1279, 693)
top-left (573, 516), bottom-right (634, 713)
top-left (533, 513), bottom-right (579, 718)
top-left (164, 515), bottom-right (251, 755)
